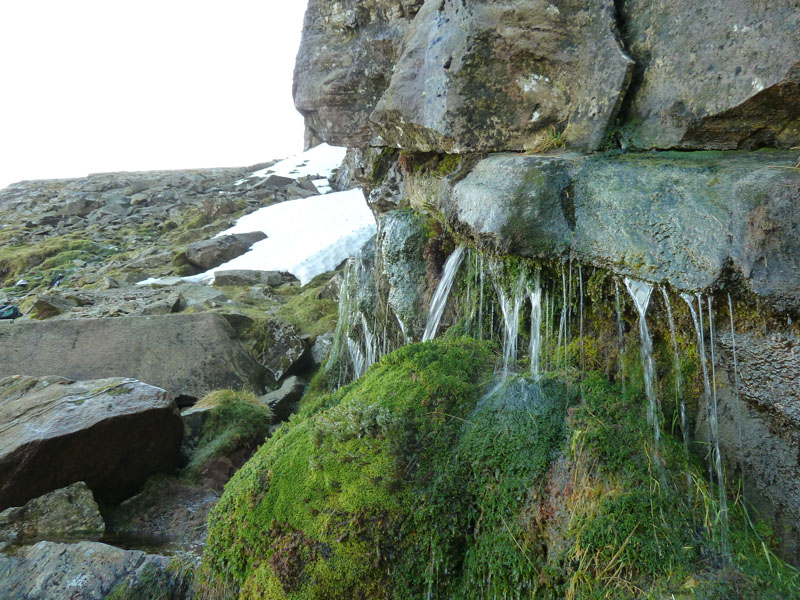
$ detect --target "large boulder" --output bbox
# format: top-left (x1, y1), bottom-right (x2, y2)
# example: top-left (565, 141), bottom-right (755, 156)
top-left (419, 150), bottom-right (800, 312)
top-left (184, 231), bottom-right (267, 270)
top-left (0, 541), bottom-right (190, 600)
top-left (0, 312), bottom-right (266, 400)
top-left (620, 0), bottom-right (800, 150)
top-left (293, 0), bottom-right (422, 147)
top-left (0, 482), bottom-right (105, 545)
top-left (0, 376), bottom-right (182, 508)
top-left (371, 0), bottom-right (633, 152)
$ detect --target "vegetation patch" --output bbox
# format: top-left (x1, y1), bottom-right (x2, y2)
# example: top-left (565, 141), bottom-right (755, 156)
top-left (183, 389), bottom-right (272, 481)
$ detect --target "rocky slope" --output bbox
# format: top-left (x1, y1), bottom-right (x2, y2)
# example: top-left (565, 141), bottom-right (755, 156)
top-left (0, 156), bottom-right (347, 598)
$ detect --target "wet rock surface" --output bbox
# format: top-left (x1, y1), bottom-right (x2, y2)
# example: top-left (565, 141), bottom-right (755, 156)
top-left (0, 376), bottom-right (182, 509)
top-left (0, 482), bottom-right (105, 546)
top-left (424, 150), bottom-right (800, 312)
top-left (0, 540), bottom-right (190, 600)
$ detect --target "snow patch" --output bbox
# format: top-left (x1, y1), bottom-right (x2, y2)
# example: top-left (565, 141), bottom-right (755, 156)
top-left (251, 143), bottom-right (347, 180)
top-left (185, 188), bottom-right (375, 286)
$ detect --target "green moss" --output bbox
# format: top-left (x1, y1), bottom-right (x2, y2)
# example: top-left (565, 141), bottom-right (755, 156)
top-left (0, 236), bottom-right (117, 289)
top-left (183, 389), bottom-right (272, 481)
top-left (273, 271), bottom-right (339, 338)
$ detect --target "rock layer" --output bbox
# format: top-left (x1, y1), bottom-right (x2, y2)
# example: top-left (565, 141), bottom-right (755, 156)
top-left (416, 151), bottom-right (800, 312)
top-left (0, 376), bottom-right (182, 508)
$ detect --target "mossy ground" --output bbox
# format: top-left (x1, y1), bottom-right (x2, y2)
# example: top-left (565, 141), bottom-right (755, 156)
top-left (183, 390), bottom-right (273, 481)
top-left (197, 335), bottom-right (798, 599)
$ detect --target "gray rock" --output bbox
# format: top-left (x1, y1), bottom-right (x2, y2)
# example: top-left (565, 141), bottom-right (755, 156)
top-left (293, 0), bottom-right (420, 147)
top-left (29, 294), bottom-right (78, 319)
top-left (426, 150), bottom-right (800, 311)
top-left (214, 269), bottom-right (298, 287)
top-left (371, 0), bottom-right (633, 152)
top-left (254, 318), bottom-right (309, 382)
top-left (311, 332), bottom-right (335, 366)
top-left (0, 313), bottom-right (266, 400)
top-left (259, 174), bottom-right (295, 189)
top-left (317, 271), bottom-right (344, 301)
top-left (0, 541), bottom-right (190, 600)
top-left (377, 210), bottom-right (429, 341)
top-left (620, 1), bottom-right (800, 150)
top-left (258, 376), bottom-right (306, 422)
top-left (0, 482), bottom-right (104, 545)
top-left (0, 376), bottom-right (182, 508)
top-left (184, 231), bottom-right (267, 270)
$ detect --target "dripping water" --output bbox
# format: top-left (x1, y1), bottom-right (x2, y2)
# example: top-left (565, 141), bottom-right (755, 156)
top-left (661, 287), bottom-right (692, 501)
top-left (624, 278), bottom-right (662, 451)
top-left (683, 293), bottom-right (714, 484)
top-left (422, 245), bottom-right (466, 342)
top-left (556, 269), bottom-right (567, 370)
top-left (708, 297), bottom-right (730, 561)
top-left (614, 280), bottom-right (626, 393)
top-left (578, 265), bottom-right (584, 375)
top-left (494, 271), bottom-right (526, 378)
top-left (728, 293), bottom-right (745, 502)
top-left (529, 268), bottom-right (543, 380)
top-left (478, 254), bottom-right (484, 340)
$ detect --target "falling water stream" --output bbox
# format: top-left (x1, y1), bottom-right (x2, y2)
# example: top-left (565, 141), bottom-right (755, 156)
top-left (422, 245), bottom-right (466, 342)
top-left (529, 269), bottom-right (543, 379)
top-left (614, 280), bottom-right (626, 393)
top-left (495, 272), bottom-right (526, 378)
top-left (707, 297), bottom-right (731, 559)
top-left (728, 293), bottom-right (746, 502)
top-left (624, 278), bottom-right (662, 447)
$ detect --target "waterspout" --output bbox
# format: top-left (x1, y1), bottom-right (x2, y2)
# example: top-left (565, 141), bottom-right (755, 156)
top-left (422, 245), bottom-right (466, 342)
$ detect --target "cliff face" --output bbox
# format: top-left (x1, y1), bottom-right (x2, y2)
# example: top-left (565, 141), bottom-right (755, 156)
top-left (292, 0), bottom-right (800, 570)
top-left (295, 0), bottom-right (800, 153)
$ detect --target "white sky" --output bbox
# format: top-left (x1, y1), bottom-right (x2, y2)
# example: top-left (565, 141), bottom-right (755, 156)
top-left (0, 1), bottom-right (309, 190)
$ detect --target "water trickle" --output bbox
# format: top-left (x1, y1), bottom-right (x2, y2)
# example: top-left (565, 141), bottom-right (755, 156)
top-left (614, 280), bottom-right (626, 392)
top-left (683, 292), bottom-right (714, 483)
top-left (361, 313), bottom-right (378, 371)
top-left (661, 287), bottom-right (692, 499)
top-left (422, 245), bottom-right (466, 342)
top-left (556, 269), bottom-right (568, 370)
top-left (624, 278), bottom-right (661, 447)
top-left (529, 269), bottom-right (543, 380)
top-left (728, 293), bottom-right (745, 502)
top-left (347, 336), bottom-right (366, 379)
top-left (493, 266), bottom-right (526, 378)
top-left (478, 254), bottom-right (485, 340)
top-left (578, 266), bottom-right (584, 374)
top-left (707, 297), bottom-right (730, 560)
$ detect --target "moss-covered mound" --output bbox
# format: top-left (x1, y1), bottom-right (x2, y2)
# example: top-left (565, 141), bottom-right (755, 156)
top-left (199, 338), bottom-right (799, 600)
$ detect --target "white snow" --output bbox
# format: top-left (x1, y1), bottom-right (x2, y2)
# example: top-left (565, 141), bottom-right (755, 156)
top-left (186, 188), bottom-right (375, 286)
top-left (250, 143), bottom-right (347, 181)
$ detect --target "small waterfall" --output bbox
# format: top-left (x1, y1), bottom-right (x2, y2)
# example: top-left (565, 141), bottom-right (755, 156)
top-left (556, 269), bottom-right (568, 370)
top-left (682, 293), bottom-right (714, 484)
top-left (347, 336), bottom-right (366, 379)
top-left (624, 278), bottom-right (661, 448)
top-left (707, 297), bottom-right (730, 560)
top-left (478, 254), bottom-right (485, 340)
top-left (614, 280), bottom-right (626, 392)
top-left (422, 245), bottom-right (466, 342)
top-left (361, 313), bottom-right (379, 371)
top-left (661, 287), bottom-right (692, 500)
top-left (529, 269), bottom-right (543, 379)
top-left (728, 293), bottom-right (745, 502)
top-left (492, 266), bottom-right (525, 378)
